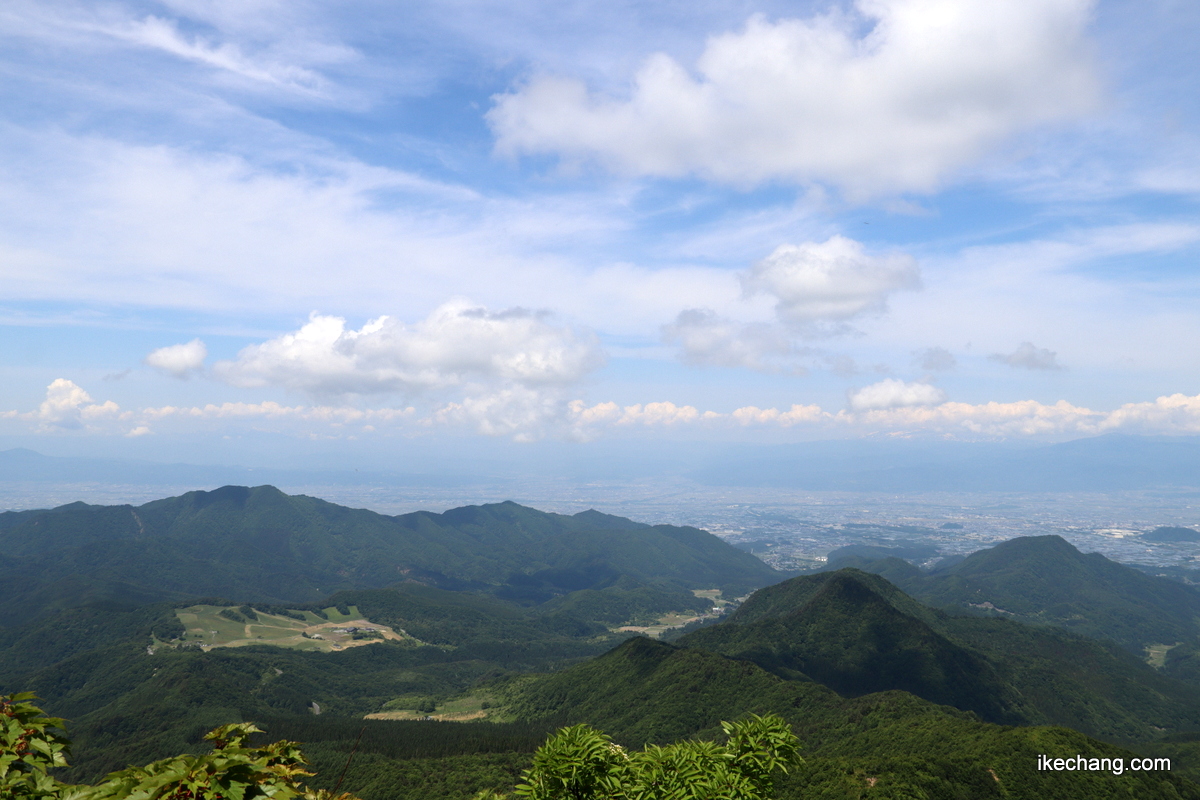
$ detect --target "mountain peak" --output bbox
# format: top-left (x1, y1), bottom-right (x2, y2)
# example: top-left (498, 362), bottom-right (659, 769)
top-left (727, 567), bottom-right (936, 628)
top-left (572, 509), bottom-right (648, 530)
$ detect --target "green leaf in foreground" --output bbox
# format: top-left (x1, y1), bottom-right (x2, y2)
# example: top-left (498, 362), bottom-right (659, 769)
top-left (499, 713), bottom-right (800, 800)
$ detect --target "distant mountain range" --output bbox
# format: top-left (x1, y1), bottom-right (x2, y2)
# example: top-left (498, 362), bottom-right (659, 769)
top-left (0, 447), bottom-right (479, 488)
top-left (9, 483), bottom-right (1200, 797)
top-left (690, 433), bottom-right (1200, 491)
top-left (0, 485), bottom-right (778, 621)
top-left (5, 432), bottom-right (1200, 493)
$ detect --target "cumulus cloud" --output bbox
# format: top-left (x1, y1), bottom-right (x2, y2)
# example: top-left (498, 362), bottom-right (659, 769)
top-left (990, 342), bottom-right (1065, 371)
top-left (12, 378), bottom-right (1200, 442)
top-left (24, 379), bottom-right (123, 431)
top-left (731, 404), bottom-right (829, 426)
top-left (661, 308), bottom-right (804, 372)
top-left (847, 378), bottom-right (946, 411)
top-left (914, 347), bottom-right (957, 372)
top-left (741, 236), bottom-right (919, 331)
top-left (663, 236), bottom-right (917, 369)
top-left (489, 0), bottom-right (1099, 195)
top-left (145, 339), bottom-right (208, 378)
top-left (214, 300), bottom-right (603, 398)
top-left (432, 388), bottom-right (574, 441)
top-left (565, 400), bottom-right (716, 429)
top-left (1103, 393), bottom-right (1200, 435)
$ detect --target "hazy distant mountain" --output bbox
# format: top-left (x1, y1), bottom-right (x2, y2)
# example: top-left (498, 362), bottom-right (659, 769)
top-left (0, 447), bottom-right (479, 488)
top-left (1144, 526), bottom-right (1200, 542)
top-left (690, 433), bottom-right (1200, 491)
top-left (6, 432), bottom-right (1200, 494)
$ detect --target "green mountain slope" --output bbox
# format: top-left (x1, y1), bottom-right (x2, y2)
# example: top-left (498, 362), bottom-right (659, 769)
top-left (679, 570), bottom-right (1031, 725)
top-left (943, 616), bottom-right (1200, 740)
top-left (837, 534), bottom-right (1200, 652)
top-left (502, 637), bottom-right (1200, 800)
top-left (0, 486), bottom-right (777, 621)
top-left (10, 606), bottom-right (617, 783)
top-left (679, 568), bottom-right (1200, 740)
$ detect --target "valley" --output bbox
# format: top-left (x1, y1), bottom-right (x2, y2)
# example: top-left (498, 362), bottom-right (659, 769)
top-left (6, 484), bottom-right (1200, 798)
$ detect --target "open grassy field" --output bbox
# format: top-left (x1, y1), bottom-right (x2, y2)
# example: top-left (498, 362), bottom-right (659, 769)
top-left (607, 588), bottom-right (732, 639)
top-left (172, 604), bottom-right (412, 652)
top-left (1146, 642), bottom-right (1182, 668)
top-left (615, 612), bottom-right (708, 638)
top-left (691, 588), bottom-right (726, 606)
top-left (365, 691), bottom-right (501, 722)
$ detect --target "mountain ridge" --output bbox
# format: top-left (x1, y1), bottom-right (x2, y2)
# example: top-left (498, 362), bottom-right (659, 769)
top-left (0, 485), bottom-right (779, 624)
top-left (829, 534), bottom-right (1200, 651)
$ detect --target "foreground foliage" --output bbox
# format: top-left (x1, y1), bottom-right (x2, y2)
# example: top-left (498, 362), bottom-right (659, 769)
top-left (501, 714), bottom-right (800, 800)
top-left (2, 693), bottom-right (70, 799)
top-left (1, 693), bottom-right (342, 800)
top-left (6, 693), bottom-right (798, 800)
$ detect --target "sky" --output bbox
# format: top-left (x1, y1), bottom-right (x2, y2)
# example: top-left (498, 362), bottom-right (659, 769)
top-left (1, 0), bottom-right (1199, 471)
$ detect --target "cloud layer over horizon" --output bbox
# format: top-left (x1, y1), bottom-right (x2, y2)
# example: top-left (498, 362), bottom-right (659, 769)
top-left (1, 0), bottom-right (1199, 459)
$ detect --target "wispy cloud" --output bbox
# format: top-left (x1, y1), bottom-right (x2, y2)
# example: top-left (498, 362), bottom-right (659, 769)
top-left (111, 15), bottom-right (329, 92)
top-left (990, 342), bottom-right (1065, 371)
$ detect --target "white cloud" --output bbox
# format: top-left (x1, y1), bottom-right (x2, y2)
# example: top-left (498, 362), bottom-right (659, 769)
top-left (111, 15), bottom-right (329, 92)
top-left (848, 378), bottom-right (946, 411)
top-left (145, 339), bottom-right (208, 378)
top-left (731, 404), bottom-right (829, 426)
top-left (662, 236), bottom-right (918, 370)
top-left (616, 402), bottom-right (714, 426)
top-left (661, 308), bottom-right (803, 372)
top-left (845, 398), bottom-right (1099, 436)
top-left (1103, 393), bottom-right (1200, 435)
top-left (489, 0), bottom-right (1099, 195)
top-left (10, 378), bottom-right (1200, 443)
top-left (432, 387), bottom-right (573, 441)
top-left (990, 342), bottom-right (1065, 371)
top-left (214, 300), bottom-right (604, 398)
top-left (23, 379), bottom-right (123, 431)
top-left (741, 236), bottom-right (919, 330)
top-left (0, 130), bottom-right (757, 338)
top-left (567, 390), bottom-right (1200, 438)
top-left (142, 400), bottom-right (415, 424)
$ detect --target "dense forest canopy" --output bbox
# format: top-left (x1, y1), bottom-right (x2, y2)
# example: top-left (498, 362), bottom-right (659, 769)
top-left (7, 488), bottom-right (1200, 798)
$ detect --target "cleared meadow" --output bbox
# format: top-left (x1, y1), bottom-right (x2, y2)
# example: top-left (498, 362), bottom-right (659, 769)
top-left (172, 604), bottom-right (410, 652)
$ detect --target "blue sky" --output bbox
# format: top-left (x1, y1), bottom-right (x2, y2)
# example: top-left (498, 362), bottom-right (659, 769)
top-left (1, 0), bottom-right (1199, 467)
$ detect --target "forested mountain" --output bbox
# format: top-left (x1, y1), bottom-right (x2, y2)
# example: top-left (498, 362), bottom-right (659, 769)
top-left (829, 534), bottom-right (1200, 651)
top-left (8, 484), bottom-right (1200, 799)
top-left (679, 568), bottom-right (1200, 740)
top-left (2, 591), bottom-right (624, 781)
top-left (0, 485), bottom-right (777, 621)
top-left (498, 636), bottom-right (1200, 799)
top-left (679, 570), bottom-right (1031, 725)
